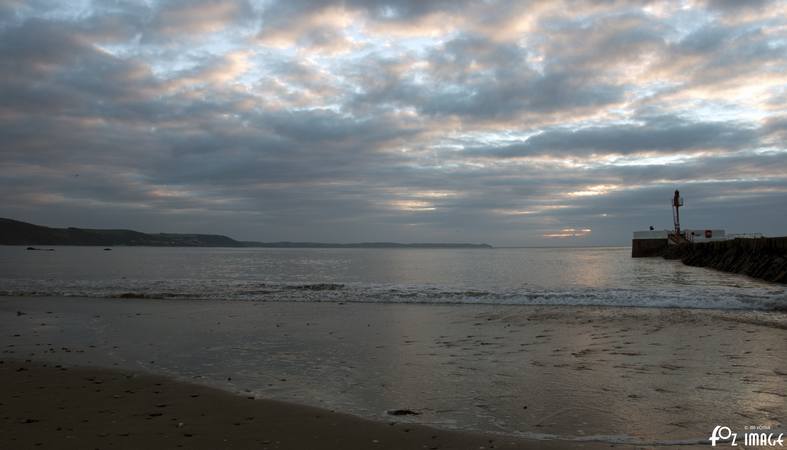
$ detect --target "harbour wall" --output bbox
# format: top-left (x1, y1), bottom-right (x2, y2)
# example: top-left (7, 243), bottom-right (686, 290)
top-left (662, 237), bottom-right (787, 283)
top-left (631, 238), bottom-right (668, 257)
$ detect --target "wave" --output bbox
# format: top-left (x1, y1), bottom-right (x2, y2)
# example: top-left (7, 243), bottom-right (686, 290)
top-left (1, 278), bottom-right (785, 312)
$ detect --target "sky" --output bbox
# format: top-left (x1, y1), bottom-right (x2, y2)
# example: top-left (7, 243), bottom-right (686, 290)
top-left (0, 0), bottom-right (785, 246)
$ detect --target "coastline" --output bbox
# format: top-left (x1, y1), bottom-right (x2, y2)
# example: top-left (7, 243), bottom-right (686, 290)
top-left (1, 296), bottom-right (785, 447)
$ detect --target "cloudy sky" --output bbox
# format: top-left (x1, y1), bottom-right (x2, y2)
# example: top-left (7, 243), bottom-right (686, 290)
top-left (1, 0), bottom-right (785, 245)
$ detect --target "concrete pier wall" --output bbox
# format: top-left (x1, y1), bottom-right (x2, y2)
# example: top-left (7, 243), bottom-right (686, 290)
top-left (631, 238), bottom-right (668, 257)
top-left (663, 237), bottom-right (787, 283)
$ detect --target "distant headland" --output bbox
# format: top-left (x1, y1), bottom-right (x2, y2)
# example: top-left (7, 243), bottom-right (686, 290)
top-left (0, 218), bottom-right (492, 249)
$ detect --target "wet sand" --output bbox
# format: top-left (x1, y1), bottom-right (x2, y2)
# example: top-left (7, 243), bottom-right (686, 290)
top-left (1, 296), bottom-right (785, 447)
top-left (1, 360), bottom-right (620, 450)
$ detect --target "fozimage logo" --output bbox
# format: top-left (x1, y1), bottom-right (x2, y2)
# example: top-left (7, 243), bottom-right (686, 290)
top-left (709, 425), bottom-right (784, 447)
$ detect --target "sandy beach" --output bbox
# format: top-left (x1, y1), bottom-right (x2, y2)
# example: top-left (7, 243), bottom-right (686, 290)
top-left (1, 296), bottom-right (786, 449)
top-left (1, 360), bottom-right (621, 450)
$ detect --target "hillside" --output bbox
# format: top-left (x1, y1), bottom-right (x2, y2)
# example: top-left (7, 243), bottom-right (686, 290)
top-left (0, 218), bottom-right (492, 248)
top-left (0, 218), bottom-right (241, 247)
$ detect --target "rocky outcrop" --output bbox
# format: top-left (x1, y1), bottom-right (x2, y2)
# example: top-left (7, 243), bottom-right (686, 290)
top-left (663, 237), bottom-right (787, 283)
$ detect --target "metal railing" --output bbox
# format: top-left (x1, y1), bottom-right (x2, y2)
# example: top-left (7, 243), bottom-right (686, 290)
top-left (726, 233), bottom-right (764, 239)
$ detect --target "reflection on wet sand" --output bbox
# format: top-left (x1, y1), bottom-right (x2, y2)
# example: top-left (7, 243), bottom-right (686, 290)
top-left (1, 297), bottom-right (784, 445)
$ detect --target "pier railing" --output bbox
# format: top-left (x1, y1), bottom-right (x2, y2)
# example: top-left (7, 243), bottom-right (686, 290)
top-left (726, 233), bottom-right (764, 239)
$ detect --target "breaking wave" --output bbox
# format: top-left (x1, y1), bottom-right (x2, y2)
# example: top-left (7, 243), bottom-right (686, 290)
top-left (1, 278), bottom-right (785, 311)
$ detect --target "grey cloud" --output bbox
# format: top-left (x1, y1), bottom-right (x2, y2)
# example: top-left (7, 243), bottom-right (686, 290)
top-left (145, 0), bottom-right (254, 41)
top-left (589, 151), bottom-right (787, 185)
top-left (469, 116), bottom-right (759, 157)
top-left (419, 70), bottom-right (621, 118)
top-left (762, 116), bottom-right (787, 142)
top-left (701, 0), bottom-right (774, 12)
top-left (349, 34), bottom-right (624, 120)
top-left (677, 24), bottom-right (734, 54)
top-left (260, 0), bottom-right (473, 25)
top-left (676, 23), bottom-right (784, 61)
top-left (0, 18), bottom-right (161, 123)
top-left (1, 0), bottom-right (785, 245)
top-left (537, 11), bottom-right (667, 70)
top-left (666, 21), bottom-right (786, 90)
top-left (0, 19), bottom-right (84, 70)
top-left (344, 0), bottom-right (470, 21)
top-left (261, 109), bottom-right (421, 145)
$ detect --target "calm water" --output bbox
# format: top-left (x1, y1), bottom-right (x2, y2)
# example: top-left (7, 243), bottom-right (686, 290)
top-left (0, 246), bottom-right (784, 310)
top-left (2, 246), bottom-right (786, 444)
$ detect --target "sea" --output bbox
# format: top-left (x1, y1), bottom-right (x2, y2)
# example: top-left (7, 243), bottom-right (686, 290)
top-left (0, 245), bottom-right (784, 310)
top-left (1, 246), bottom-right (785, 445)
